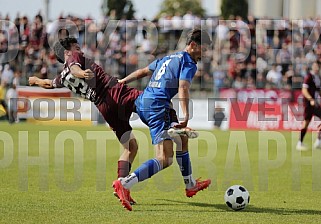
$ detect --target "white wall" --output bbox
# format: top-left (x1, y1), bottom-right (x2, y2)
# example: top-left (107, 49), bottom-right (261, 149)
top-left (130, 99), bottom-right (230, 131)
top-left (289, 0), bottom-right (316, 19)
top-left (212, 0), bottom-right (222, 16)
top-left (249, 0), bottom-right (283, 18)
top-left (316, 0), bottom-right (321, 16)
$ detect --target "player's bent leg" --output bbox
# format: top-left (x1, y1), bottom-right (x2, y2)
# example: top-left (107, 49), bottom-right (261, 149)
top-left (117, 134), bottom-right (138, 205)
top-left (119, 132), bottom-right (138, 163)
top-left (185, 178), bottom-right (212, 198)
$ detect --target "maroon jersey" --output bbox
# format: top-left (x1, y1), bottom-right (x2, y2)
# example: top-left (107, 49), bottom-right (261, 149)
top-left (302, 72), bottom-right (321, 120)
top-left (52, 51), bottom-right (142, 142)
top-left (52, 51), bottom-right (119, 104)
top-left (302, 72), bottom-right (321, 105)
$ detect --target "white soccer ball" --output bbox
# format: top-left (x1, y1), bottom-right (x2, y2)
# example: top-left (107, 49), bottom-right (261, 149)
top-left (224, 185), bottom-right (250, 211)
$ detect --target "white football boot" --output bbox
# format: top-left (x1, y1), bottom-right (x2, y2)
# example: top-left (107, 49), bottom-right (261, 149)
top-left (168, 127), bottom-right (199, 139)
top-left (313, 139), bottom-right (321, 149)
top-left (296, 141), bottom-right (308, 151)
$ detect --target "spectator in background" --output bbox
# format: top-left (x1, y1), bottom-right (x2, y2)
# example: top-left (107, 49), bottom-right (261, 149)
top-left (139, 35), bottom-right (152, 54)
top-left (58, 28), bottom-right (70, 39)
top-left (276, 42), bottom-right (291, 75)
top-left (232, 76), bottom-right (244, 89)
top-left (12, 69), bottom-right (22, 86)
top-left (171, 12), bottom-right (182, 39)
top-left (212, 63), bottom-right (225, 97)
top-left (285, 64), bottom-right (294, 88)
top-left (215, 19), bottom-right (229, 41)
top-left (6, 83), bottom-right (18, 124)
top-left (256, 72), bottom-right (266, 89)
top-left (1, 64), bottom-right (14, 86)
top-left (0, 82), bottom-right (9, 121)
top-left (213, 106), bottom-right (225, 129)
top-left (306, 49), bottom-right (317, 64)
top-left (266, 63), bottom-right (282, 88)
top-left (40, 62), bottom-right (48, 79)
top-left (182, 11), bottom-right (195, 29)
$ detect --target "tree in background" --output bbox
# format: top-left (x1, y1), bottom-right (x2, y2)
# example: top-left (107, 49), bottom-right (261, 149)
top-left (102, 0), bottom-right (135, 19)
top-left (221, 0), bottom-right (248, 19)
top-left (157, 0), bottom-right (205, 18)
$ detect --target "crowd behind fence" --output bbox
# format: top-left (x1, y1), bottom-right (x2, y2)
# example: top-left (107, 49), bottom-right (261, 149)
top-left (0, 12), bottom-right (321, 99)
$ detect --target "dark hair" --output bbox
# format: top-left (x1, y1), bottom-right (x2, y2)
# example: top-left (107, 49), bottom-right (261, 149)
top-left (186, 29), bottom-right (212, 46)
top-left (58, 28), bottom-right (70, 39)
top-left (53, 37), bottom-right (78, 63)
top-left (35, 14), bottom-right (43, 23)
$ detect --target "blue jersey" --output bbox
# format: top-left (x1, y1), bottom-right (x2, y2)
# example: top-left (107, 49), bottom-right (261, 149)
top-left (135, 51), bottom-right (197, 144)
top-left (136, 51), bottom-right (197, 110)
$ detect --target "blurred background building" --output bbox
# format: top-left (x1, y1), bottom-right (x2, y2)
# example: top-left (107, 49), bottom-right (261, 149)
top-left (248, 0), bottom-right (321, 19)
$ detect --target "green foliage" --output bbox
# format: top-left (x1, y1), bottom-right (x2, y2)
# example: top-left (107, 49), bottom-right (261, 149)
top-left (158, 0), bottom-right (206, 18)
top-left (103, 0), bottom-right (135, 19)
top-left (221, 0), bottom-right (248, 19)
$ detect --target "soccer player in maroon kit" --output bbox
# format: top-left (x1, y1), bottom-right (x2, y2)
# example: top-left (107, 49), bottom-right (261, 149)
top-left (29, 37), bottom-right (142, 204)
top-left (297, 61), bottom-right (321, 150)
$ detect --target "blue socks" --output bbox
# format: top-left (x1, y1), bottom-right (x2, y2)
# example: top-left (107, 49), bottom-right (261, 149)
top-left (176, 151), bottom-right (192, 176)
top-left (176, 151), bottom-right (196, 189)
top-left (134, 159), bottom-right (162, 182)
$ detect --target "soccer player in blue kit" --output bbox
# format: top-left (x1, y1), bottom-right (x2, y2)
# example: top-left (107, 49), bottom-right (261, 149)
top-left (113, 29), bottom-right (212, 211)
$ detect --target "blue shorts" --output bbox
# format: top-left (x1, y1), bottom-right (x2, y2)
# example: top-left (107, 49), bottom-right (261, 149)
top-left (135, 106), bottom-right (172, 145)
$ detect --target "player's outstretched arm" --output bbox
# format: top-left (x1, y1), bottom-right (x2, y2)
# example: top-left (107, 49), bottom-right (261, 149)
top-left (118, 66), bottom-right (152, 84)
top-left (70, 65), bottom-right (94, 80)
top-left (29, 76), bottom-right (54, 89)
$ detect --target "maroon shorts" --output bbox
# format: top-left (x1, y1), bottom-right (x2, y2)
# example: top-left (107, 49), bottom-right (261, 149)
top-left (96, 83), bottom-right (142, 143)
top-left (304, 104), bottom-right (321, 121)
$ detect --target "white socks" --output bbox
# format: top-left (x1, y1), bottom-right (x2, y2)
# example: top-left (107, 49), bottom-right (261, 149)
top-left (120, 173), bottom-right (138, 189)
top-left (184, 175), bottom-right (196, 189)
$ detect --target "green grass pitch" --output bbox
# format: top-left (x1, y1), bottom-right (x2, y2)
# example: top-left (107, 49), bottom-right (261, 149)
top-left (1, 122), bottom-right (321, 223)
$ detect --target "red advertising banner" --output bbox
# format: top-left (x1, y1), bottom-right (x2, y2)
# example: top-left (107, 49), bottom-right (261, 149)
top-left (17, 86), bottom-right (72, 117)
top-left (229, 101), bottom-right (320, 131)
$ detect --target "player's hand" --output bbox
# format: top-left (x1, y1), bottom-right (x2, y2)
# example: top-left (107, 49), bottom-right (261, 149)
top-left (28, 76), bottom-right (38, 86)
top-left (174, 120), bottom-right (188, 129)
top-left (84, 69), bottom-right (94, 80)
top-left (310, 99), bottom-right (315, 106)
top-left (118, 79), bottom-right (125, 84)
